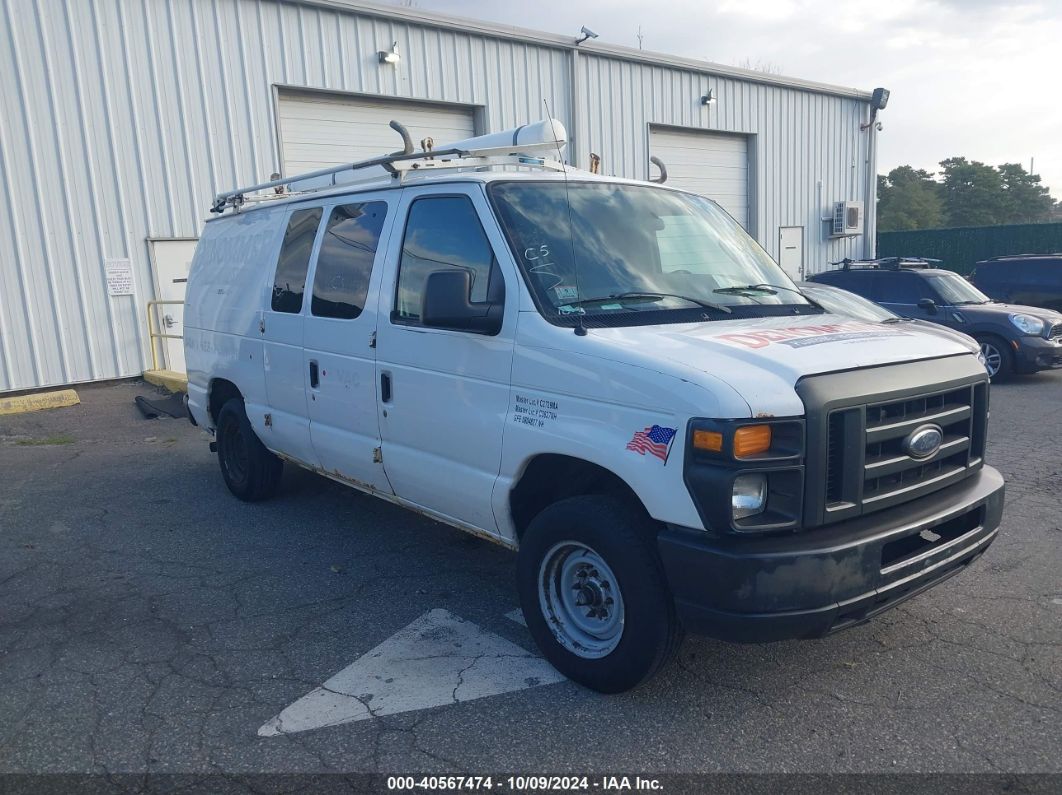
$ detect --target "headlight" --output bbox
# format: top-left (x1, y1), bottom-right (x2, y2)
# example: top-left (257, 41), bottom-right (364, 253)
top-left (732, 474), bottom-right (767, 519)
top-left (1009, 313), bottom-right (1044, 335)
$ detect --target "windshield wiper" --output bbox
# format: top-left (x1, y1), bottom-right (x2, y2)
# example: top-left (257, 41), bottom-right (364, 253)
top-left (714, 283), bottom-right (825, 311)
top-left (566, 292), bottom-right (732, 314)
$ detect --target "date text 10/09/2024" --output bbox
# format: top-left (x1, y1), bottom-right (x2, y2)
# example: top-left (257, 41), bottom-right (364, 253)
top-left (387, 776), bottom-right (664, 791)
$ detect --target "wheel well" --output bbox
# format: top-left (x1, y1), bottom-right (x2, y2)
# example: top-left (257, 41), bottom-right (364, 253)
top-left (509, 455), bottom-right (645, 539)
top-left (974, 333), bottom-right (1012, 351)
top-left (208, 379), bottom-right (242, 425)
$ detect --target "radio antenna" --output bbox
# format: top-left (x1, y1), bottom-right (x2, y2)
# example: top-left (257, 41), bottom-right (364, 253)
top-left (543, 100), bottom-right (587, 336)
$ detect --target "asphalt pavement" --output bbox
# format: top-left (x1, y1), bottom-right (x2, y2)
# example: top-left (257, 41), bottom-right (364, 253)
top-left (0, 373), bottom-right (1059, 780)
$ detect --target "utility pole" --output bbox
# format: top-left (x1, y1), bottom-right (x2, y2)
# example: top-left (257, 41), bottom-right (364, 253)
top-left (637, 25), bottom-right (643, 50)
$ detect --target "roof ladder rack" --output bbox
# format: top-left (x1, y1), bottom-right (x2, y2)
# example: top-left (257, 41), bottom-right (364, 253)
top-left (211, 118), bottom-right (570, 215)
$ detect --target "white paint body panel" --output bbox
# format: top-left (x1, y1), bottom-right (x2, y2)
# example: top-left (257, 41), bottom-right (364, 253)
top-left (185, 172), bottom-right (977, 547)
top-left (303, 191), bottom-right (398, 493)
top-left (374, 184), bottom-right (518, 532)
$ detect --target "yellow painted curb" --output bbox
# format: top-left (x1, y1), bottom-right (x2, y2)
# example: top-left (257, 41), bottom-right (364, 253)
top-left (143, 369), bottom-right (188, 393)
top-left (0, 388), bottom-right (81, 416)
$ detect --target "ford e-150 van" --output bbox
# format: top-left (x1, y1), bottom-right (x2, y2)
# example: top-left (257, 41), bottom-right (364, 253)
top-left (185, 120), bottom-right (1005, 692)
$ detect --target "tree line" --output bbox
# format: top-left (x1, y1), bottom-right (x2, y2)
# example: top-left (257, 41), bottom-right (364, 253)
top-left (877, 159), bottom-right (1058, 232)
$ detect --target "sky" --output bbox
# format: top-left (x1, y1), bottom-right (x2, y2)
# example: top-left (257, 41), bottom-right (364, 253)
top-left (407, 0), bottom-right (1062, 198)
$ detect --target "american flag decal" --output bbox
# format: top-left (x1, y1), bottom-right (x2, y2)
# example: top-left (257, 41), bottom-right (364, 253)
top-left (626, 424), bottom-right (677, 462)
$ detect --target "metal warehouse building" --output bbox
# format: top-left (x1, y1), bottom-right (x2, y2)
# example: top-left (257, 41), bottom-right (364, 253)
top-left (0, 0), bottom-right (882, 394)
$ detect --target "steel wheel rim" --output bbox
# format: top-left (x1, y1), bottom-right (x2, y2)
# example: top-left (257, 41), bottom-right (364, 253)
top-left (980, 342), bottom-right (1002, 376)
top-left (538, 542), bottom-right (625, 659)
top-left (220, 419), bottom-right (249, 484)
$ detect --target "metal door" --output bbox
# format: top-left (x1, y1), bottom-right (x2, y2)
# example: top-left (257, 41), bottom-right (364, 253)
top-left (303, 194), bottom-right (396, 493)
top-left (148, 238), bottom-right (198, 373)
top-left (778, 227), bottom-right (804, 281)
top-left (648, 126), bottom-right (749, 229)
top-left (373, 185), bottom-right (516, 533)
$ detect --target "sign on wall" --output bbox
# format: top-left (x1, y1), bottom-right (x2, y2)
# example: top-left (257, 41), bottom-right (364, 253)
top-left (104, 258), bottom-right (135, 297)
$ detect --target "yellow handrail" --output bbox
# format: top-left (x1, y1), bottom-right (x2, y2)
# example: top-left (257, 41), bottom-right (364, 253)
top-left (146, 300), bottom-right (184, 371)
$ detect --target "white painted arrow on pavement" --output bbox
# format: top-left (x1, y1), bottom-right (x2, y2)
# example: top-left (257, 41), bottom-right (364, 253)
top-left (258, 608), bottom-right (564, 736)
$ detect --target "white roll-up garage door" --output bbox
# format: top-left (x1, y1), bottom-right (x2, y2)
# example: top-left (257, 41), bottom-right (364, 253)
top-left (649, 127), bottom-right (749, 228)
top-left (278, 92), bottom-right (476, 175)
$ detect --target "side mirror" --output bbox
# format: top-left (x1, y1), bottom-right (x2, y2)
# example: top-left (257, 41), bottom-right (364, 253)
top-left (917, 298), bottom-right (938, 314)
top-left (421, 269), bottom-right (503, 335)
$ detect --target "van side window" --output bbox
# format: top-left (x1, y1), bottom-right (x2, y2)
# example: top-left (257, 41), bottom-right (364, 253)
top-left (311, 202), bottom-right (388, 320)
top-left (395, 196), bottom-right (497, 323)
top-left (271, 207), bottom-right (322, 313)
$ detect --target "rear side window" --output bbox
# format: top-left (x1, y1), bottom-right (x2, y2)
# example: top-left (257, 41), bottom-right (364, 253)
top-left (311, 202), bottom-right (388, 320)
top-left (272, 207), bottom-right (322, 313)
top-left (874, 273), bottom-right (925, 303)
top-left (970, 265), bottom-right (991, 284)
top-left (818, 271), bottom-right (876, 300)
top-left (395, 196), bottom-right (497, 323)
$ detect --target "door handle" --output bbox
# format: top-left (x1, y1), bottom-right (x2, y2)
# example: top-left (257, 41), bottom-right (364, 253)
top-left (309, 360), bottom-right (319, 389)
top-left (380, 372), bottom-right (392, 403)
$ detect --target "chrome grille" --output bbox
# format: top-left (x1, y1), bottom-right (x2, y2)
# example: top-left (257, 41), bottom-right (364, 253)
top-left (822, 381), bottom-right (988, 521)
top-left (1049, 323), bottom-right (1062, 341)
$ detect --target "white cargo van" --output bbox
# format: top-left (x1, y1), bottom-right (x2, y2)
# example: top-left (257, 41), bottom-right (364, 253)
top-left (185, 120), bottom-right (1004, 692)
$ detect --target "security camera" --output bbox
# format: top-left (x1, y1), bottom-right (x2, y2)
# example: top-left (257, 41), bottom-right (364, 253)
top-left (377, 42), bottom-right (401, 65)
top-left (575, 26), bottom-right (599, 45)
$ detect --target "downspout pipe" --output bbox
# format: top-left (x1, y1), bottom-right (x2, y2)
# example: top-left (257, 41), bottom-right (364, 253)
top-left (863, 111), bottom-right (878, 259)
top-left (569, 47), bottom-right (582, 169)
top-left (861, 87), bottom-right (888, 259)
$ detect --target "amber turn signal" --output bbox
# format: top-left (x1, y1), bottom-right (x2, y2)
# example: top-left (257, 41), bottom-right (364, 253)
top-left (692, 429), bottom-right (724, 452)
top-left (733, 425), bottom-right (772, 458)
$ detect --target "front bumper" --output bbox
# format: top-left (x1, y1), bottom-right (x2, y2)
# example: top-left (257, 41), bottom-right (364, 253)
top-left (1015, 336), bottom-right (1062, 371)
top-left (658, 466), bottom-right (1005, 643)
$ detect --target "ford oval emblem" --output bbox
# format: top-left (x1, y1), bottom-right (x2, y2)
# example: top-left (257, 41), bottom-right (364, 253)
top-left (904, 424), bottom-right (944, 459)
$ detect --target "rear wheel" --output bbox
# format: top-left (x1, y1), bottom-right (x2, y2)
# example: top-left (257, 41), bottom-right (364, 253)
top-left (215, 398), bottom-right (282, 501)
top-left (517, 495), bottom-right (682, 693)
top-left (976, 336), bottom-right (1013, 379)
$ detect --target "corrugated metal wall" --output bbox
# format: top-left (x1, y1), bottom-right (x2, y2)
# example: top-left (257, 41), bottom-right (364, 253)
top-left (0, 0), bottom-right (872, 394)
top-left (575, 53), bottom-right (872, 265)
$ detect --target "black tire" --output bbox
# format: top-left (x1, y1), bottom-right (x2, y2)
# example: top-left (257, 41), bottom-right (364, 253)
top-left (517, 495), bottom-right (683, 693)
top-left (976, 335), bottom-right (1013, 379)
top-left (215, 398), bottom-right (282, 501)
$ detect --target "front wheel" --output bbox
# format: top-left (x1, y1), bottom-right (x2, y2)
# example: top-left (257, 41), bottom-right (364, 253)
top-left (977, 336), bottom-right (1013, 379)
top-left (516, 495), bottom-right (683, 693)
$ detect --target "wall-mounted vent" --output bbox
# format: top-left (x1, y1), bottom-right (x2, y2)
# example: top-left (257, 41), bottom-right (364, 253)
top-left (831, 201), bottom-right (864, 237)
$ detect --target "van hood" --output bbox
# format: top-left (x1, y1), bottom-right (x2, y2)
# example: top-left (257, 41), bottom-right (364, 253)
top-left (588, 313), bottom-right (981, 417)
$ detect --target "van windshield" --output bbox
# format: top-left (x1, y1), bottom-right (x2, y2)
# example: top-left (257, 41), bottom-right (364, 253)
top-left (488, 181), bottom-right (818, 326)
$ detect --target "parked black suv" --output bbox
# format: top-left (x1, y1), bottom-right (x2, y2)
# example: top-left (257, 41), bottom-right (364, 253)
top-left (809, 258), bottom-right (1062, 378)
top-left (969, 254), bottom-right (1062, 312)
